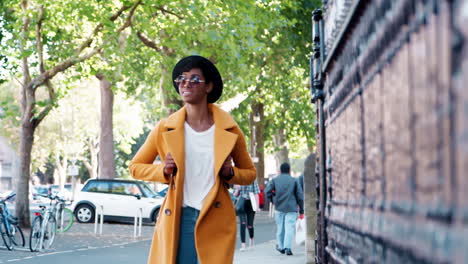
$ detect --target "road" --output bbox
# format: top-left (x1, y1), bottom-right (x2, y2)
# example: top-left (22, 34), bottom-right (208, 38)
top-left (0, 211), bottom-right (276, 264)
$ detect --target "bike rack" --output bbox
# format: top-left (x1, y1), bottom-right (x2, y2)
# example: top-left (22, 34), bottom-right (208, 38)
top-left (94, 205), bottom-right (104, 235)
top-left (58, 206), bottom-right (65, 232)
top-left (134, 208), bottom-right (143, 238)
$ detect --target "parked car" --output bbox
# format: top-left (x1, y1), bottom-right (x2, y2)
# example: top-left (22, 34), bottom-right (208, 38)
top-left (49, 183), bottom-right (73, 200)
top-left (157, 186), bottom-right (168, 197)
top-left (31, 185), bottom-right (50, 201)
top-left (70, 179), bottom-right (164, 224)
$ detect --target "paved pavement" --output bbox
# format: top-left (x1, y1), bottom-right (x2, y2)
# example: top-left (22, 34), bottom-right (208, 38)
top-left (234, 210), bottom-right (307, 264)
top-left (234, 239), bottom-right (306, 264)
top-left (0, 210), bottom-right (309, 263)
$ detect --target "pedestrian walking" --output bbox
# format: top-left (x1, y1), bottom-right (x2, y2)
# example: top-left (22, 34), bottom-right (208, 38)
top-left (129, 55), bottom-right (257, 264)
top-left (234, 181), bottom-right (260, 251)
top-left (265, 162), bottom-right (304, 256)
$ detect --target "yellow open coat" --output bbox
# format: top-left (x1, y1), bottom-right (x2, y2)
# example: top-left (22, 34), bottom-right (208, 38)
top-left (129, 104), bottom-right (257, 264)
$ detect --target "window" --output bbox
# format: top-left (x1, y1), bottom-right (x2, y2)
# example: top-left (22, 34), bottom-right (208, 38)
top-left (83, 181), bottom-right (110, 193)
top-left (2, 163), bottom-right (12, 171)
top-left (140, 182), bottom-right (159, 198)
top-left (111, 182), bottom-right (141, 196)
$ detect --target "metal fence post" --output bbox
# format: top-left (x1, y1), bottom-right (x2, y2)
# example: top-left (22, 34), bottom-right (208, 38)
top-left (94, 205), bottom-right (103, 235)
top-left (134, 208), bottom-right (142, 238)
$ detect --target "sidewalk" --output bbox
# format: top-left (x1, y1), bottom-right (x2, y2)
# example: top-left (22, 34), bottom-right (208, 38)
top-left (234, 240), bottom-right (306, 264)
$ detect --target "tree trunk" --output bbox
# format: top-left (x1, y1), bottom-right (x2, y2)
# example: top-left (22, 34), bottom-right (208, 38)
top-left (54, 152), bottom-right (67, 188)
top-left (82, 138), bottom-right (98, 179)
top-left (97, 75), bottom-right (116, 179)
top-left (85, 138), bottom-right (98, 179)
top-left (160, 64), bottom-right (182, 115)
top-left (273, 128), bottom-right (290, 167)
top-left (250, 102), bottom-right (265, 187)
top-left (16, 117), bottom-right (35, 227)
top-left (304, 153), bottom-right (317, 264)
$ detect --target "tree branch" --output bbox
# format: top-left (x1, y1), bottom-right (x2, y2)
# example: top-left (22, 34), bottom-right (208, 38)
top-left (81, 158), bottom-right (92, 172)
top-left (36, 5), bottom-right (45, 74)
top-left (153, 6), bottom-right (184, 19)
top-left (35, 4), bottom-right (56, 117)
top-left (32, 1), bottom-right (144, 92)
top-left (30, 47), bottom-right (101, 91)
top-left (20, 0), bottom-right (31, 86)
top-left (75, 4), bottom-right (133, 54)
top-left (117, 0), bottom-right (142, 33)
top-left (32, 103), bottom-right (52, 128)
top-left (136, 31), bottom-right (162, 52)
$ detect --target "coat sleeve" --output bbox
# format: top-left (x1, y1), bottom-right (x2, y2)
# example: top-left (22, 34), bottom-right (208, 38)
top-left (226, 125), bottom-right (257, 186)
top-left (129, 120), bottom-right (170, 183)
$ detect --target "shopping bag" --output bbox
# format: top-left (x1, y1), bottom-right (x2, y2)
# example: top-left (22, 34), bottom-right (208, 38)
top-left (295, 218), bottom-right (306, 245)
top-left (249, 192), bottom-right (258, 212)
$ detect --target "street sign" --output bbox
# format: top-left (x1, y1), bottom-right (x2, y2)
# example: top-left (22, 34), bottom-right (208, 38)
top-left (68, 165), bottom-right (79, 176)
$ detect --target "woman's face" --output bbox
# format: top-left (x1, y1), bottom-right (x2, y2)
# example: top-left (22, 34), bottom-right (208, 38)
top-left (176, 68), bottom-right (213, 105)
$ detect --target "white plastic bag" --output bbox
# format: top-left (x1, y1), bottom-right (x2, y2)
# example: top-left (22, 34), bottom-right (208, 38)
top-left (249, 192), bottom-right (258, 212)
top-left (295, 218), bottom-right (306, 245)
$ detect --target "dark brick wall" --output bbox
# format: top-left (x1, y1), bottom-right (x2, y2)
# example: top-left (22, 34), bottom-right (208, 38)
top-left (315, 0), bottom-right (468, 263)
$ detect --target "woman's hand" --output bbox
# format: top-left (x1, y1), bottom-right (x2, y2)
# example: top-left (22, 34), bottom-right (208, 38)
top-left (220, 155), bottom-right (234, 180)
top-left (163, 152), bottom-right (177, 176)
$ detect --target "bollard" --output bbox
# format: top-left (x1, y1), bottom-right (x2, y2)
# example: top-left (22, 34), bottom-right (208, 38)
top-left (94, 205), bottom-right (104, 235)
top-left (134, 208), bottom-right (143, 238)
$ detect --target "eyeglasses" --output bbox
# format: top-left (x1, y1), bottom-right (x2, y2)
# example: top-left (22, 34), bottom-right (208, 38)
top-left (174, 75), bottom-right (205, 87)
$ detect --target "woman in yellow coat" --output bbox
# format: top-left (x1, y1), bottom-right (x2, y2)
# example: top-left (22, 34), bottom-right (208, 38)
top-left (129, 55), bottom-right (256, 264)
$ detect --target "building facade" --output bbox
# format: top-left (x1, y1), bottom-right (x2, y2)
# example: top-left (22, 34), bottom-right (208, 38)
top-left (0, 136), bottom-right (19, 193)
top-left (311, 0), bottom-right (468, 263)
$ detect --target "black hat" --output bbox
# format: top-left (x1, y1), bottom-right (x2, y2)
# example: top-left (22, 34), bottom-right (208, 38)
top-left (172, 55), bottom-right (223, 103)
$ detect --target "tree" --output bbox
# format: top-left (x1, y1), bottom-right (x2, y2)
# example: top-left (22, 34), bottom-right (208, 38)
top-left (227, 0), bottom-right (318, 184)
top-left (32, 79), bottom-right (146, 183)
top-left (0, 0), bottom-right (138, 227)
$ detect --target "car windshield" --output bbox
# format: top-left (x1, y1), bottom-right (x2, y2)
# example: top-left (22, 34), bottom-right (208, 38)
top-left (140, 182), bottom-right (160, 198)
top-left (35, 187), bottom-right (48, 194)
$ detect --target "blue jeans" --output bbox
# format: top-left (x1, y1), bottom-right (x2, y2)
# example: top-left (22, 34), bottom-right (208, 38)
top-left (177, 206), bottom-right (200, 264)
top-left (274, 211), bottom-right (297, 250)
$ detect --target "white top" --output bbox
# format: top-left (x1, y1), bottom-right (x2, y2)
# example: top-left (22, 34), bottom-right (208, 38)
top-left (183, 122), bottom-right (215, 210)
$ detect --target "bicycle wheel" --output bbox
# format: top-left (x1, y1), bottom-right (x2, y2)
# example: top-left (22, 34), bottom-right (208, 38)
top-left (0, 218), bottom-right (13, 250)
top-left (56, 208), bottom-right (74, 232)
top-left (29, 216), bottom-right (42, 252)
top-left (43, 215), bottom-right (56, 249)
top-left (11, 224), bottom-right (25, 247)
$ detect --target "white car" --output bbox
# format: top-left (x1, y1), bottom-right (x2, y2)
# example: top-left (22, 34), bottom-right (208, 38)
top-left (71, 179), bottom-right (164, 224)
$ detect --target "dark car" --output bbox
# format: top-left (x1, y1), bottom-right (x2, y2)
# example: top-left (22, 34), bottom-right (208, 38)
top-left (32, 185), bottom-right (50, 200)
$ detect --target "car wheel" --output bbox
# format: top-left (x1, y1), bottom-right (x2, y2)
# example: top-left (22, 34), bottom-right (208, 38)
top-left (152, 208), bottom-right (160, 223)
top-left (75, 204), bottom-right (95, 223)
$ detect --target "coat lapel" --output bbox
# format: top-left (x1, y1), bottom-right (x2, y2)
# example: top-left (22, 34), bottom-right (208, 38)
top-left (198, 105), bottom-right (238, 218)
top-left (162, 107), bottom-right (186, 183)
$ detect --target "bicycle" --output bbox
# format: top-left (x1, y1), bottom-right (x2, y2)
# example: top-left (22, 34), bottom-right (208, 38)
top-left (0, 192), bottom-right (25, 251)
top-left (54, 196), bottom-right (74, 233)
top-left (29, 194), bottom-right (59, 252)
